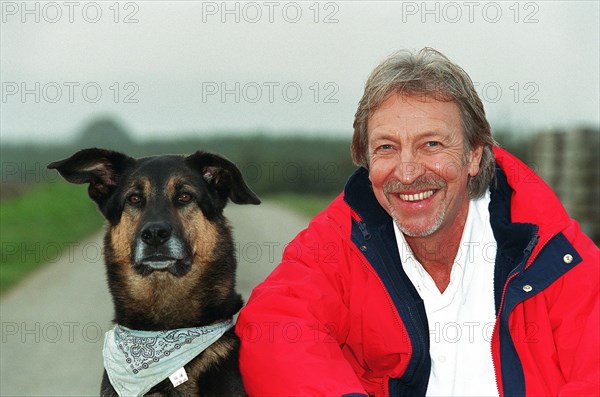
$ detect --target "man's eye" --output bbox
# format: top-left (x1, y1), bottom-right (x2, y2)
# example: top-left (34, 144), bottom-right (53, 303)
top-left (425, 141), bottom-right (440, 148)
top-left (377, 144), bottom-right (394, 151)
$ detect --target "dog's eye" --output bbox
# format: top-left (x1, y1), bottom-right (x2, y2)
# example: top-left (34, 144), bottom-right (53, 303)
top-left (128, 194), bottom-right (143, 205)
top-left (177, 193), bottom-right (193, 204)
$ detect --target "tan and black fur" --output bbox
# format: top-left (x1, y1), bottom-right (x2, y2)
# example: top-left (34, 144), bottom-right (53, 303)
top-left (48, 148), bottom-right (260, 396)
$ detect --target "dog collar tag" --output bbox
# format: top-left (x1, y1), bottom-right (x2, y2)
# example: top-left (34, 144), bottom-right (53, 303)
top-left (169, 367), bottom-right (188, 388)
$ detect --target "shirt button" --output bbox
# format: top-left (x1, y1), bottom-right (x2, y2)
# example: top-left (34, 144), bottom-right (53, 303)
top-left (438, 355), bottom-right (446, 363)
top-left (523, 285), bottom-right (533, 292)
top-left (360, 245), bottom-right (368, 252)
top-left (563, 254), bottom-right (573, 264)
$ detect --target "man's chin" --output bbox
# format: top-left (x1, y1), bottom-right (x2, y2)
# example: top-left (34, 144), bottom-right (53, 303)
top-left (392, 213), bottom-right (444, 238)
top-left (396, 224), bottom-right (437, 238)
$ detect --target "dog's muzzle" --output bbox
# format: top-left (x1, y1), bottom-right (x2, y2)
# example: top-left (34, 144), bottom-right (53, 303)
top-left (133, 221), bottom-right (190, 275)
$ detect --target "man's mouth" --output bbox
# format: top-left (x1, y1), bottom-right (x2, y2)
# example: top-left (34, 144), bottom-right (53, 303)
top-left (383, 176), bottom-right (446, 204)
top-left (398, 189), bottom-right (436, 202)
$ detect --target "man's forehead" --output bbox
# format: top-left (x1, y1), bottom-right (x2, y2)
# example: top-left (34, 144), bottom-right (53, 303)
top-left (368, 93), bottom-right (462, 136)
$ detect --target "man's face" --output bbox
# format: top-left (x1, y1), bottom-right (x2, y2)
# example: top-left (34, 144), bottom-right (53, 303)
top-left (368, 93), bottom-right (483, 238)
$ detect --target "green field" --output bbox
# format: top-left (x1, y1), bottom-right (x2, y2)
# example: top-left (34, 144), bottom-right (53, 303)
top-left (0, 182), bottom-right (104, 293)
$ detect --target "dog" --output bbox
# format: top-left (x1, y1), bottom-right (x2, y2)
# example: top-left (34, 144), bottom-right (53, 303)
top-left (48, 148), bottom-right (260, 396)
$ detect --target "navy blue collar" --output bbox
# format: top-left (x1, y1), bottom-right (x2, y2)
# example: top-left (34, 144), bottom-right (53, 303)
top-left (343, 167), bottom-right (390, 226)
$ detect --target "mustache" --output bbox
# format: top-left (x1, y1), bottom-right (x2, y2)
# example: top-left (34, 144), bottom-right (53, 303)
top-left (383, 176), bottom-right (447, 194)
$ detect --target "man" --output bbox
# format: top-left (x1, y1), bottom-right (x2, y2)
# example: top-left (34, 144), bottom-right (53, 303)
top-left (235, 48), bottom-right (599, 396)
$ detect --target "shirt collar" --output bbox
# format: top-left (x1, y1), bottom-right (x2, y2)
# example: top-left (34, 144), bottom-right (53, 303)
top-left (393, 190), bottom-right (492, 298)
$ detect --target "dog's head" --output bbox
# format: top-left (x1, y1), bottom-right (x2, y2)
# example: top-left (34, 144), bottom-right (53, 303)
top-left (48, 148), bottom-right (260, 278)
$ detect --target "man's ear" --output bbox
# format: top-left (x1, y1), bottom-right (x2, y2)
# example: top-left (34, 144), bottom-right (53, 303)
top-left (185, 151), bottom-right (261, 208)
top-left (47, 148), bottom-right (136, 209)
top-left (468, 144), bottom-right (484, 177)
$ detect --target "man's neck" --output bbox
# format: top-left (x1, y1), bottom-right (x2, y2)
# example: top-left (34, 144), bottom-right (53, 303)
top-left (404, 208), bottom-right (469, 293)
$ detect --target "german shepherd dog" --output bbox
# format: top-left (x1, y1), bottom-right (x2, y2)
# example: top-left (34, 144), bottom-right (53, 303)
top-left (48, 148), bottom-right (259, 396)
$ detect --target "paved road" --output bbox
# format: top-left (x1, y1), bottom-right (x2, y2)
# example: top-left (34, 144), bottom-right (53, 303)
top-left (0, 201), bottom-right (310, 397)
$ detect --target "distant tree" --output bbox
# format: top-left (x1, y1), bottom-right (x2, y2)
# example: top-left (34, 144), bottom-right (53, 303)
top-left (77, 117), bottom-right (133, 150)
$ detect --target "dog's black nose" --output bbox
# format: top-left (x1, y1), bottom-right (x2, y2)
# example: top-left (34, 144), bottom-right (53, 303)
top-left (141, 222), bottom-right (172, 246)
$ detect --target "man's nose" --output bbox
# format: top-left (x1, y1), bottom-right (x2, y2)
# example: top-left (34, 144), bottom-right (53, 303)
top-left (395, 151), bottom-right (425, 185)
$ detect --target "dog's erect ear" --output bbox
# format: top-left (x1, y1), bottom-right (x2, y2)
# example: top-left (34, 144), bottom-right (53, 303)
top-left (185, 151), bottom-right (261, 207)
top-left (47, 148), bottom-right (135, 207)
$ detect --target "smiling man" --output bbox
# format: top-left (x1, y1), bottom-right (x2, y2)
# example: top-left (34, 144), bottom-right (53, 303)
top-left (236, 48), bottom-right (599, 396)
top-left (368, 94), bottom-right (483, 292)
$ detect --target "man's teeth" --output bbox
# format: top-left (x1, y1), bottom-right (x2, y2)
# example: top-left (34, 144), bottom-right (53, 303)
top-left (399, 190), bottom-right (434, 202)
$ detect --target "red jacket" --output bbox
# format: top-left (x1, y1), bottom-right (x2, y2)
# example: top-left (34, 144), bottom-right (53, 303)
top-left (236, 148), bottom-right (599, 396)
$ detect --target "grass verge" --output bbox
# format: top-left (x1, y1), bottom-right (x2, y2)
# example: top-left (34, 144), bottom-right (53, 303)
top-left (0, 182), bottom-right (104, 294)
top-left (266, 193), bottom-right (337, 218)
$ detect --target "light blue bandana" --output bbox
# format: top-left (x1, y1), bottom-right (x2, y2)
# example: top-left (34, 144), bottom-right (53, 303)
top-left (103, 319), bottom-right (233, 397)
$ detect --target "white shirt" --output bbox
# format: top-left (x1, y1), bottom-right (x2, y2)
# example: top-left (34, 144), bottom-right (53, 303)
top-left (394, 190), bottom-right (498, 397)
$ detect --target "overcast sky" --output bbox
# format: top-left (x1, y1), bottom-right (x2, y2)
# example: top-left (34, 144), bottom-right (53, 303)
top-left (1, 1), bottom-right (599, 143)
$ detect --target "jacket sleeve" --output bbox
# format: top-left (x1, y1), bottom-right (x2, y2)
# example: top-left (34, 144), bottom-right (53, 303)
top-left (554, 226), bottom-right (600, 396)
top-left (235, 219), bottom-right (368, 396)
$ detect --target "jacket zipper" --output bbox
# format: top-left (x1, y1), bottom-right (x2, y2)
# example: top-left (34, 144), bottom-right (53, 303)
top-left (492, 229), bottom-right (551, 397)
top-left (354, 220), bottom-right (427, 396)
top-left (491, 268), bottom-right (520, 397)
top-left (357, 252), bottom-right (405, 394)
top-left (351, 219), bottom-right (401, 395)
top-left (365, 260), bottom-right (427, 396)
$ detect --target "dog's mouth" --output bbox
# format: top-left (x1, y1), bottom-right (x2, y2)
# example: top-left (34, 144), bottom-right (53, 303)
top-left (141, 255), bottom-right (179, 270)
top-left (133, 254), bottom-right (192, 277)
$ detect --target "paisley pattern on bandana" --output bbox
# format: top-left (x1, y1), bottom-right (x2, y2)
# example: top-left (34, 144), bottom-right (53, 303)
top-left (103, 319), bottom-right (234, 396)
top-left (114, 326), bottom-right (222, 374)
